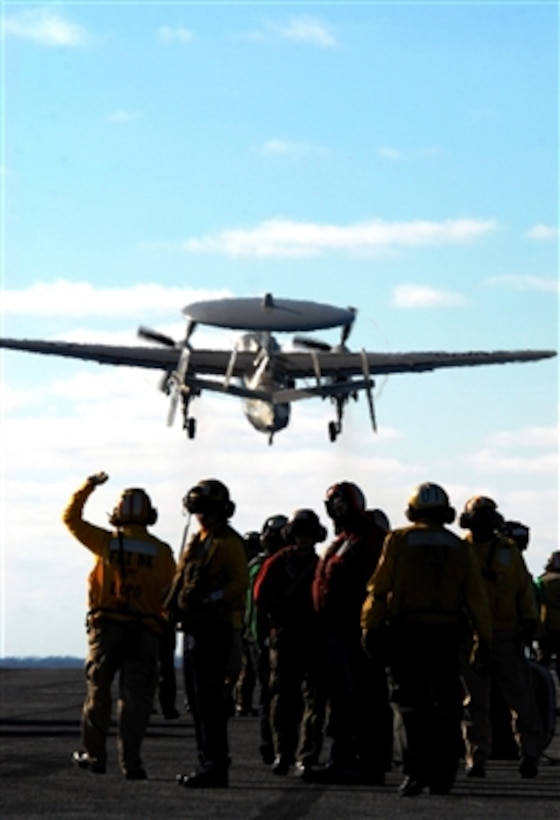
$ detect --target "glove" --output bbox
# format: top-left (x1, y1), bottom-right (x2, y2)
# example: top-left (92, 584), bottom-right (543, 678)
top-left (87, 471), bottom-right (109, 487)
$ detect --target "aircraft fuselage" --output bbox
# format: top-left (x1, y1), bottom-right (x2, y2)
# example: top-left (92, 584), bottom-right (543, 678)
top-left (238, 332), bottom-right (291, 440)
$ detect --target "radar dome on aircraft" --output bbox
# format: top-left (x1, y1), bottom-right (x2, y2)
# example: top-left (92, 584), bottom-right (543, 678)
top-left (182, 293), bottom-right (355, 332)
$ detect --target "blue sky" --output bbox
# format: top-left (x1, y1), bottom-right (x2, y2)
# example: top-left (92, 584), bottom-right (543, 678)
top-left (0, 2), bottom-right (558, 657)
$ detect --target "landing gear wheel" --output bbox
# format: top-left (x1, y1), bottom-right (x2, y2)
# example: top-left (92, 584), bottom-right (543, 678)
top-left (187, 417), bottom-right (196, 439)
top-left (328, 421), bottom-right (338, 442)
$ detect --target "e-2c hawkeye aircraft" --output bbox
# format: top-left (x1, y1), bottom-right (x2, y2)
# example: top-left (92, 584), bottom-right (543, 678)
top-left (0, 293), bottom-right (556, 444)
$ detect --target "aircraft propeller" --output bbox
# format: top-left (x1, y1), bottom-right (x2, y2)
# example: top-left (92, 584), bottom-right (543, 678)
top-left (138, 320), bottom-right (198, 433)
top-left (293, 306), bottom-right (356, 352)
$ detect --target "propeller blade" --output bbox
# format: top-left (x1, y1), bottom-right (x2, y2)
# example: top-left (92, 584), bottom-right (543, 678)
top-left (138, 326), bottom-right (177, 348)
top-left (166, 381), bottom-right (181, 427)
top-left (166, 347), bottom-right (192, 427)
top-left (340, 307), bottom-right (357, 347)
top-left (360, 348), bottom-right (377, 433)
top-left (184, 319), bottom-right (197, 346)
top-left (293, 335), bottom-right (331, 352)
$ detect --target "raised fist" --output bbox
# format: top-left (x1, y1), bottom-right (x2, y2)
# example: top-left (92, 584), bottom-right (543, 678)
top-left (87, 471), bottom-right (109, 487)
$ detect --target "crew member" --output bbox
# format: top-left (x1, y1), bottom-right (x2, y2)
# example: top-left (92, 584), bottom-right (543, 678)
top-left (361, 482), bottom-right (492, 798)
top-left (460, 495), bottom-right (545, 779)
top-left (309, 481), bottom-right (392, 784)
top-left (234, 531), bottom-right (263, 718)
top-left (254, 509), bottom-right (327, 776)
top-left (537, 551), bottom-right (560, 680)
top-left (165, 479), bottom-right (248, 788)
top-left (245, 515), bottom-right (288, 763)
top-left (64, 472), bottom-right (176, 779)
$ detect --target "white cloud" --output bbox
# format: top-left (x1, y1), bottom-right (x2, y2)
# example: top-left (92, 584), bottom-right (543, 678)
top-left (275, 15), bottom-right (336, 47)
top-left (376, 146), bottom-right (441, 161)
top-left (377, 147), bottom-right (405, 161)
top-left (526, 224), bottom-right (559, 241)
top-left (108, 110), bottom-right (140, 123)
top-left (0, 281), bottom-right (232, 317)
top-left (392, 284), bottom-right (467, 309)
top-left (485, 275), bottom-right (559, 292)
top-left (486, 425), bottom-right (558, 450)
top-left (181, 218), bottom-right (498, 258)
top-left (158, 25), bottom-right (194, 43)
top-left (2, 8), bottom-right (87, 47)
top-left (465, 424), bottom-right (558, 474)
top-left (465, 449), bottom-right (557, 475)
top-left (259, 139), bottom-right (328, 158)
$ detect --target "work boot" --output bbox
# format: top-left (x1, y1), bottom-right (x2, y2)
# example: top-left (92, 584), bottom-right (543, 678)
top-left (271, 755), bottom-right (291, 776)
top-left (177, 767), bottom-right (229, 788)
top-left (466, 761), bottom-right (486, 778)
top-left (124, 767), bottom-right (148, 780)
top-left (71, 750), bottom-right (106, 774)
top-left (519, 756), bottom-right (539, 779)
top-left (398, 776), bottom-right (427, 797)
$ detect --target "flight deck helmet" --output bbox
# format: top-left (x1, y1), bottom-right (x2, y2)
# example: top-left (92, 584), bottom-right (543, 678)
top-left (544, 551), bottom-right (560, 573)
top-left (501, 520), bottom-right (530, 551)
top-left (183, 479), bottom-right (235, 519)
top-left (260, 514), bottom-right (288, 554)
top-left (109, 488), bottom-right (158, 527)
top-left (324, 481), bottom-right (366, 521)
top-left (405, 482), bottom-right (455, 524)
top-left (459, 495), bottom-right (504, 533)
top-left (283, 509), bottom-right (327, 544)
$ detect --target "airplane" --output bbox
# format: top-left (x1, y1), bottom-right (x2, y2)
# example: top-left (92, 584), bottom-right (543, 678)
top-left (0, 292), bottom-right (556, 444)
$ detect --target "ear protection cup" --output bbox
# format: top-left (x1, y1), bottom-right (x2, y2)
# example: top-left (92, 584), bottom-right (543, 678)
top-left (183, 479), bottom-right (235, 519)
top-left (459, 508), bottom-right (503, 531)
top-left (110, 488), bottom-right (158, 526)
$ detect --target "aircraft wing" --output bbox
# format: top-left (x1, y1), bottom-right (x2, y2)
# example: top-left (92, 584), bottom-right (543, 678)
top-left (273, 348), bottom-right (557, 379)
top-left (0, 338), bottom-right (555, 384)
top-left (0, 338), bottom-right (256, 374)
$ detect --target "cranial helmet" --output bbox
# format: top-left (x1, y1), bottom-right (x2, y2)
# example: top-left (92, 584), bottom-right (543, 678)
top-left (544, 551), bottom-right (560, 573)
top-left (459, 495), bottom-right (504, 532)
top-left (260, 514), bottom-right (288, 550)
top-left (183, 479), bottom-right (235, 519)
top-left (406, 482), bottom-right (455, 524)
top-left (367, 508), bottom-right (391, 533)
top-left (325, 481), bottom-right (366, 520)
top-left (109, 488), bottom-right (158, 527)
top-left (501, 520), bottom-right (530, 551)
top-left (283, 509), bottom-right (327, 544)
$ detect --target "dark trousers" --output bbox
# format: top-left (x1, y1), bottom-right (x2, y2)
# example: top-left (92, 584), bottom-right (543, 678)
top-left (325, 631), bottom-right (393, 774)
top-left (158, 624), bottom-right (177, 715)
top-left (269, 629), bottom-right (325, 764)
top-left (389, 623), bottom-right (464, 791)
top-left (182, 621), bottom-right (233, 772)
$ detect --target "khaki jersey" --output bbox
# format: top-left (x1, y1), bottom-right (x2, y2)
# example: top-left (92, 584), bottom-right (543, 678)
top-left (538, 572), bottom-right (560, 632)
top-left (361, 523), bottom-right (492, 645)
top-left (63, 482), bottom-right (176, 632)
top-left (465, 533), bottom-right (537, 631)
top-left (171, 523), bottom-right (249, 630)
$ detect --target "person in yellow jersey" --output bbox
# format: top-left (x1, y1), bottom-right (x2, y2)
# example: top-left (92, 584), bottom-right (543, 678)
top-left (459, 495), bottom-right (545, 779)
top-left (165, 479), bottom-right (248, 788)
top-left (361, 482), bottom-right (492, 798)
top-left (63, 472), bottom-right (176, 780)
